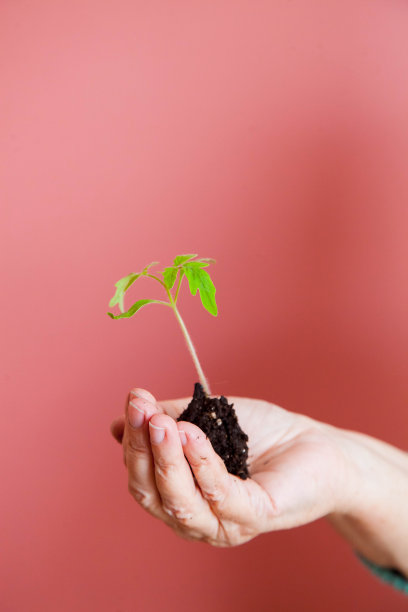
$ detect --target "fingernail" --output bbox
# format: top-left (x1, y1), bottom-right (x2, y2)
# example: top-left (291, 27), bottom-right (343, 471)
top-left (130, 389), bottom-right (154, 402)
top-left (128, 401), bottom-right (145, 428)
top-left (130, 390), bottom-right (144, 399)
top-left (178, 430), bottom-right (187, 446)
top-left (149, 422), bottom-right (166, 444)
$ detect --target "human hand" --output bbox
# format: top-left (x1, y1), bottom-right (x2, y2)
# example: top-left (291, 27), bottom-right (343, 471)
top-left (110, 388), bottom-right (355, 547)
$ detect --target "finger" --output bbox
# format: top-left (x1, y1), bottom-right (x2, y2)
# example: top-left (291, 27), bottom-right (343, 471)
top-left (110, 388), bottom-right (157, 447)
top-left (125, 392), bottom-right (167, 521)
top-left (176, 421), bottom-right (233, 509)
top-left (110, 417), bottom-right (125, 443)
top-left (148, 414), bottom-right (217, 537)
top-left (178, 421), bottom-right (267, 529)
top-left (129, 387), bottom-right (157, 404)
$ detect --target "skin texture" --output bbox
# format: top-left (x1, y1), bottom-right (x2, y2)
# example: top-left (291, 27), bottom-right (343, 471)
top-left (110, 388), bottom-right (408, 576)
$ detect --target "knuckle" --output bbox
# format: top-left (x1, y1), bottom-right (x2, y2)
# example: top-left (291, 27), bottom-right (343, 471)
top-left (189, 454), bottom-right (210, 470)
top-left (154, 459), bottom-right (177, 480)
top-left (127, 436), bottom-right (147, 454)
top-left (127, 482), bottom-right (151, 508)
top-left (162, 504), bottom-right (194, 525)
top-left (201, 474), bottom-right (230, 505)
top-left (202, 487), bottom-right (224, 503)
top-left (126, 440), bottom-right (148, 461)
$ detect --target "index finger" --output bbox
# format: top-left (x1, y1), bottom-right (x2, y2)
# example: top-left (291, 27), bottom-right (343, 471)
top-left (179, 421), bottom-right (273, 529)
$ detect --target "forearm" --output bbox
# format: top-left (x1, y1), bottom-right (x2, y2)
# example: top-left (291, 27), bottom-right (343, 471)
top-left (327, 427), bottom-right (408, 577)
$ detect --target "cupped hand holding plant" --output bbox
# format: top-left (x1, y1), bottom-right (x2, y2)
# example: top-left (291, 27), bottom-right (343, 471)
top-left (111, 388), bottom-right (408, 582)
top-left (110, 389), bottom-right (359, 547)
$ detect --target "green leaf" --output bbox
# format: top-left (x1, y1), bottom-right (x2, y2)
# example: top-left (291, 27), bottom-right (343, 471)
top-left (142, 261), bottom-right (159, 274)
top-left (183, 266), bottom-right (218, 316)
top-left (182, 261), bottom-right (209, 268)
top-left (109, 273), bottom-right (141, 312)
top-left (163, 266), bottom-right (178, 289)
top-left (173, 254), bottom-right (197, 266)
top-left (107, 299), bottom-right (162, 319)
top-left (108, 262), bottom-right (159, 313)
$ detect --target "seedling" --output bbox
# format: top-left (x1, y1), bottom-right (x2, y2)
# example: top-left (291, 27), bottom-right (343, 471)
top-left (107, 254), bottom-right (250, 478)
top-left (107, 254), bottom-right (217, 395)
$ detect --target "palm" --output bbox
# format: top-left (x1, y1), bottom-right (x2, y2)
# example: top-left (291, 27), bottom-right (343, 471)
top-left (114, 389), bottom-right (344, 547)
top-left (160, 395), bottom-right (342, 532)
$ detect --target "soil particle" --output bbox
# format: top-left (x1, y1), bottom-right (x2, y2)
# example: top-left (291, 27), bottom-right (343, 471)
top-left (177, 383), bottom-right (250, 479)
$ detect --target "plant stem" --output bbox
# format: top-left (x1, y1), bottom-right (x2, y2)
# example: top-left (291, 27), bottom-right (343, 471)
top-left (171, 305), bottom-right (211, 396)
top-left (145, 273), bottom-right (168, 290)
top-left (159, 272), bottom-right (211, 395)
top-left (173, 271), bottom-right (183, 303)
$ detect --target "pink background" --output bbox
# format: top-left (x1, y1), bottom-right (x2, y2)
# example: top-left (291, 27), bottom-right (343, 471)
top-left (1, 1), bottom-right (407, 610)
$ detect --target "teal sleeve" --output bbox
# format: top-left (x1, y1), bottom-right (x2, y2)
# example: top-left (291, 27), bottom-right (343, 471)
top-left (358, 554), bottom-right (408, 594)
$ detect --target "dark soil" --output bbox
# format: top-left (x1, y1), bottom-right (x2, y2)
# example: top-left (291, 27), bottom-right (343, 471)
top-left (177, 383), bottom-right (250, 479)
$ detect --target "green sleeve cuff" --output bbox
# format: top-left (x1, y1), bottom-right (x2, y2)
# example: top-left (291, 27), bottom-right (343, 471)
top-left (358, 554), bottom-right (408, 594)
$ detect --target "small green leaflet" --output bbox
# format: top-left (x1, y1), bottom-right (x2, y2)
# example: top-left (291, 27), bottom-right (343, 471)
top-left (183, 265), bottom-right (218, 316)
top-left (109, 273), bottom-right (141, 312)
top-left (163, 266), bottom-right (178, 289)
top-left (182, 261), bottom-right (209, 268)
top-left (108, 262), bottom-right (158, 313)
top-left (107, 299), bottom-right (162, 319)
top-left (142, 261), bottom-right (159, 274)
top-left (173, 254), bottom-right (197, 266)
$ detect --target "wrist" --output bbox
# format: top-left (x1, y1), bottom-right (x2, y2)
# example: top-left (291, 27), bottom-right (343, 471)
top-left (329, 427), bottom-right (379, 516)
top-left (327, 426), bottom-right (408, 575)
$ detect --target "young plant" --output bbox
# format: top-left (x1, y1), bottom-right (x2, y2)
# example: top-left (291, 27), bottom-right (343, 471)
top-left (107, 254), bottom-right (217, 395)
